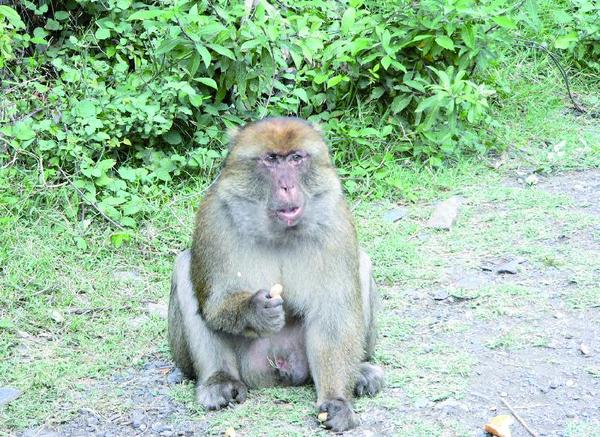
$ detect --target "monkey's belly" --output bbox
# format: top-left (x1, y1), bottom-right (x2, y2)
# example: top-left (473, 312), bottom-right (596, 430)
top-left (242, 323), bottom-right (309, 388)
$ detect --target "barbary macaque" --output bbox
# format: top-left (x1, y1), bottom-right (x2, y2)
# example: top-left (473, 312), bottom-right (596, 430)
top-left (168, 117), bottom-right (383, 431)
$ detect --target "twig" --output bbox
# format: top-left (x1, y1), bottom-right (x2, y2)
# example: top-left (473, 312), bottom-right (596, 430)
top-left (67, 305), bottom-right (132, 315)
top-left (500, 397), bottom-right (540, 437)
top-left (58, 167), bottom-right (125, 230)
top-left (519, 40), bottom-right (587, 114)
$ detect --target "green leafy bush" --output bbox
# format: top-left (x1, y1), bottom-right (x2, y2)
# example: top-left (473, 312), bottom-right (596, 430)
top-left (1, 0), bottom-right (595, 228)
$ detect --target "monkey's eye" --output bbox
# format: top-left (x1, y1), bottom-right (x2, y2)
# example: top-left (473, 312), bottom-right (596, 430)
top-left (289, 152), bottom-right (306, 163)
top-left (263, 153), bottom-right (278, 164)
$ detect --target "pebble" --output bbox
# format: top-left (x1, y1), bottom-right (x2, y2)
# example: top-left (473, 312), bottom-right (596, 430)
top-left (432, 289), bottom-right (449, 301)
top-left (167, 368), bottom-right (184, 385)
top-left (426, 196), bottom-right (463, 230)
top-left (0, 387), bottom-right (22, 406)
top-left (383, 207), bottom-right (408, 223)
top-left (131, 410), bottom-right (144, 429)
top-left (495, 257), bottom-right (527, 275)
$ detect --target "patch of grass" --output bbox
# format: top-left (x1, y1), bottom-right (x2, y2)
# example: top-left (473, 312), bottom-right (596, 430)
top-left (485, 325), bottom-right (549, 351)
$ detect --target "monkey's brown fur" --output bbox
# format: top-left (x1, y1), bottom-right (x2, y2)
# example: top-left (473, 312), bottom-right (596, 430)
top-left (168, 117), bottom-right (383, 432)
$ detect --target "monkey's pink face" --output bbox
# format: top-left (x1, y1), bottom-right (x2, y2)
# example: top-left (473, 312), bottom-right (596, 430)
top-left (259, 150), bottom-right (309, 227)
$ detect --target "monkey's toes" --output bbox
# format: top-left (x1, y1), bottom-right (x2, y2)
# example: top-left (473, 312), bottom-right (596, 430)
top-left (196, 374), bottom-right (247, 410)
top-left (354, 363), bottom-right (385, 397)
top-left (318, 398), bottom-right (359, 432)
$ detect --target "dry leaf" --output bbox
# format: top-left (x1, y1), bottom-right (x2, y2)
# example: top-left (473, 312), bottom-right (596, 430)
top-left (224, 426), bottom-right (236, 437)
top-left (483, 414), bottom-right (514, 437)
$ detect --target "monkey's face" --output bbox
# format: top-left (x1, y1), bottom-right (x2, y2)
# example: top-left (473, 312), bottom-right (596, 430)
top-left (220, 117), bottom-right (343, 242)
top-left (258, 150), bottom-right (309, 228)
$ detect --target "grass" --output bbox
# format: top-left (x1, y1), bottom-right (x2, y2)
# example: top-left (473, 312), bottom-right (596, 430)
top-left (1, 46), bottom-right (600, 436)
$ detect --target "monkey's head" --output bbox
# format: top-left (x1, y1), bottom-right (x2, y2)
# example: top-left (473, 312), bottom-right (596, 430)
top-left (217, 117), bottom-right (343, 241)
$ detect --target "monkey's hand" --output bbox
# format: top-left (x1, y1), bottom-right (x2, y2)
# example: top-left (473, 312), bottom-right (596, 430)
top-left (318, 398), bottom-right (359, 432)
top-left (247, 289), bottom-right (285, 337)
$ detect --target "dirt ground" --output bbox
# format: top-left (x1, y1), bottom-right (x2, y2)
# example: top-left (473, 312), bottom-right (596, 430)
top-left (16, 170), bottom-right (600, 437)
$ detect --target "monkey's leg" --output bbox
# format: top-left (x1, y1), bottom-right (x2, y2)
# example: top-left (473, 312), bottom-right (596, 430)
top-left (168, 250), bottom-right (247, 409)
top-left (354, 250), bottom-right (385, 397)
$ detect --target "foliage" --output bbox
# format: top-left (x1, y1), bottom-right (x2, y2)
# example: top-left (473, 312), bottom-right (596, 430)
top-left (0, 0), bottom-right (597, 229)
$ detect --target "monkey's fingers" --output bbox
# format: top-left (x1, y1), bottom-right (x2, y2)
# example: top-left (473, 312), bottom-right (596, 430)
top-left (269, 283), bottom-right (283, 299)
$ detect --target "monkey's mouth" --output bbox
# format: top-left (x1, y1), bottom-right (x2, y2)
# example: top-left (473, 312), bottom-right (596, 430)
top-left (276, 206), bottom-right (303, 226)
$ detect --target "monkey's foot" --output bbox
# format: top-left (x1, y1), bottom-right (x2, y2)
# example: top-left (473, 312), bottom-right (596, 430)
top-left (354, 362), bottom-right (385, 397)
top-left (196, 372), bottom-right (247, 410)
top-left (318, 398), bottom-right (359, 432)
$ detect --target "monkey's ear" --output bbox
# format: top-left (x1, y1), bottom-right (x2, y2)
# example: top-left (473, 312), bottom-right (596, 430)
top-left (226, 126), bottom-right (241, 149)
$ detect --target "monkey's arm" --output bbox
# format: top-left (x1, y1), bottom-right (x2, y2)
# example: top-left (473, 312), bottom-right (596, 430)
top-left (202, 289), bottom-right (285, 337)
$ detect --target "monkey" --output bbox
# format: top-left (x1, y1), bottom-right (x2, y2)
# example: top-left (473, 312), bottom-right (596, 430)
top-left (168, 117), bottom-right (384, 432)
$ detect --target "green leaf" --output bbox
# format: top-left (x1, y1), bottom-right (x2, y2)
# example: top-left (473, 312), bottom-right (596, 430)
top-left (391, 95), bottom-right (412, 114)
top-left (435, 35), bottom-right (455, 51)
top-left (292, 89), bottom-right (309, 103)
top-left (0, 5), bottom-right (25, 29)
top-left (189, 94), bottom-right (203, 107)
top-left (460, 26), bottom-right (475, 49)
top-left (196, 77), bottom-right (218, 90)
top-left (341, 7), bottom-right (356, 34)
top-left (97, 159), bottom-right (116, 172)
top-left (118, 167), bottom-right (137, 182)
top-left (195, 43), bottom-right (212, 68)
top-left (554, 32), bottom-right (578, 49)
top-left (208, 44), bottom-right (236, 60)
top-left (492, 16), bottom-right (517, 29)
top-left (13, 122), bottom-right (35, 141)
top-left (111, 232), bottom-right (131, 248)
top-left (327, 75), bottom-right (346, 88)
top-left (382, 55), bottom-right (396, 70)
top-left (95, 27), bottom-right (110, 40)
top-left (54, 11), bottom-right (69, 20)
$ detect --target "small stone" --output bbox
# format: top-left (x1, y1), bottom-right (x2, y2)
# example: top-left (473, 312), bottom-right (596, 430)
top-left (566, 379), bottom-right (575, 387)
top-left (131, 410), bottom-right (144, 429)
top-left (550, 381), bottom-right (559, 389)
top-left (432, 289), bottom-right (449, 301)
top-left (426, 196), bottom-right (463, 230)
top-left (167, 368), bottom-right (184, 385)
top-left (0, 387), bottom-right (22, 406)
top-left (580, 343), bottom-right (590, 356)
top-left (566, 412), bottom-right (576, 418)
top-left (496, 259), bottom-right (520, 274)
top-left (525, 174), bottom-right (539, 185)
top-left (224, 427), bottom-right (237, 437)
top-left (500, 392), bottom-right (508, 397)
top-left (146, 302), bottom-right (168, 320)
top-left (383, 207), bottom-right (408, 223)
top-left (50, 310), bottom-right (64, 323)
